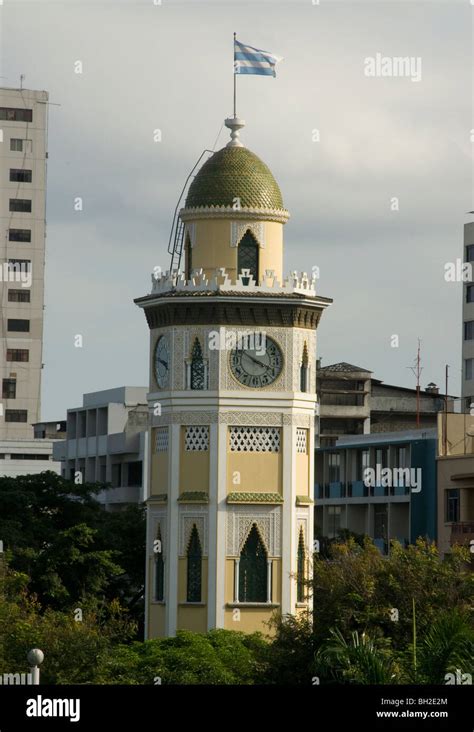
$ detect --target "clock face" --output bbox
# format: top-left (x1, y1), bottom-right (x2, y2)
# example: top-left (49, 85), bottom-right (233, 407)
top-left (154, 335), bottom-right (170, 389)
top-left (230, 337), bottom-right (283, 388)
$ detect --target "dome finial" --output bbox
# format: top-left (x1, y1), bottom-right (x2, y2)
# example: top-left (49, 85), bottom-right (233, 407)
top-left (225, 116), bottom-right (245, 148)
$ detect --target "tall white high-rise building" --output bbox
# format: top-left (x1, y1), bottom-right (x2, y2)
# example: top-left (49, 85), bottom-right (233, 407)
top-left (0, 87), bottom-right (48, 439)
top-left (461, 222), bottom-right (474, 411)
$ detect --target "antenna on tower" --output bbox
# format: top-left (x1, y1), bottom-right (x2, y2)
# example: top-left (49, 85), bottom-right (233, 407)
top-left (407, 339), bottom-right (423, 428)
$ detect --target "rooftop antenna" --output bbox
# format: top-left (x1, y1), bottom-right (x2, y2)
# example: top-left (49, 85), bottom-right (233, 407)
top-left (20, 74), bottom-right (25, 90)
top-left (407, 339), bottom-right (423, 428)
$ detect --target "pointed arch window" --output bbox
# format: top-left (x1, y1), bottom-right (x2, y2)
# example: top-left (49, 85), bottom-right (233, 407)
top-left (186, 524), bottom-right (202, 602)
top-left (237, 230), bottom-right (259, 285)
top-left (185, 234), bottom-right (192, 281)
top-left (300, 342), bottom-right (309, 392)
top-left (187, 337), bottom-right (207, 390)
top-left (238, 524), bottom-right (268, 603)
top-left (297, 528), bottom-right (306, 603)
top-left (154, 524), bottom-right (164, 602)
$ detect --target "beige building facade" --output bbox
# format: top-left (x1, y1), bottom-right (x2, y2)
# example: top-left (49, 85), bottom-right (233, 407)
top-left (437, 412), bottom-right (474, 558)
top-left (0, 88), bottom-right (48, 439)
top-left (136, 117), bottom-right (331, 637)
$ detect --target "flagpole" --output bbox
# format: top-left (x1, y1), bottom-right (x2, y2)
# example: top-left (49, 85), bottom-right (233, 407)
top-left (233, 31), bottom-right (237, 117)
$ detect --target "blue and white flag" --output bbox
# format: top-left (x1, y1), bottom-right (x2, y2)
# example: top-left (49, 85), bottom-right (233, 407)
top-left (234, 39), bottom-right (283, 77)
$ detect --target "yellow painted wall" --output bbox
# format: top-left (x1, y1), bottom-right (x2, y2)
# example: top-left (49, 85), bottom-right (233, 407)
top-left (227, 451), bottom-right (281, 493)
top-left (150, 428), bottom-right (168, 496)
top-left (185, 219), bottom-right (284, 284)
top-left (224, 607), bottom-right (279, 635)
top-left (180, 429), bottom-right (209, 494)
top-left (296, 451), bottom-right (309, 496)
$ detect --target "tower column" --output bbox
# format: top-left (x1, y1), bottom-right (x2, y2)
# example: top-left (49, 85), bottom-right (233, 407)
top-left (281, 422), bottom-right (297, 615)
top-left (214, 420), bottom-right (228, 628)
top-left (165, 422), bottom-right (180, 636)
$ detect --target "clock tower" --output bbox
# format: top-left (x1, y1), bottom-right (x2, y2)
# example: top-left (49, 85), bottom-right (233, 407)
top-left (135, 117), bottom-right (331, 638)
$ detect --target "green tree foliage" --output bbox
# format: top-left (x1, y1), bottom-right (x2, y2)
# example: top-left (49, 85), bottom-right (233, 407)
top-left (268, 538), bottom-right (474, 684)
top-left (0, 472), bottom-right (145, 619)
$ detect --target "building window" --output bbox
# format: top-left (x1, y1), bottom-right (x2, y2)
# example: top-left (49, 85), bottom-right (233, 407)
top-left (8, 259), bottom-right (31, 273)
top-left (10, 138), bottom-right (23, 151)
top-left (9, 199), bottom-right (31, 213)
top-left (467, 284), bottom-right (474, 303)
top-left (397, 445), bottom-right (409, 468)
top-left (186, 524), bottom-right (202, 602)
top-left (127, 461), bottom-right (142, 486)
top-left (465, 321), bottom-right (474, 340)
top-left (297, 528), bottom-right (305, 603)
top-left (8, 289), bottom-right (30, 303)
top-left (357, 449), bottom-right (370, 477)
top-left (0, 107), bottom-right (33, 122)
top-left (2, 379), bottom-right (16, 399)
top-left (466, 359), bottom-right (474, 381)
top-left (190, 338), bottom-right (205, 390)
top-left (7, 319), bottom-right (30, 332)
top-left (328, 452), bottom-right (341, 482)
top-left (10, 169), bottom-right (32, 183)
top-left (5, 409), bottom-right (27, 423)
top-left (466, 245), bottom-right (474, 262)
top-left (375, 447), bottom-right (388, 469)
top-left (446, 489), bottom-right (459, 523)
top-left (239, 524), bottom-right (267, 603)
top-left (237, 230), bottom-right (259, 284)
top-left (327, 505), bottom-right (342, 539)
top-left (9, 229), bottom-right (31, 242)
top-left (300, 342), bottom-right (309, 392)
top-left (185, 234), bottom-right (192, 281)
top-left (154, 525), bottom-right (164, 602)
top-left (6, 349), bottom-right (29, 362)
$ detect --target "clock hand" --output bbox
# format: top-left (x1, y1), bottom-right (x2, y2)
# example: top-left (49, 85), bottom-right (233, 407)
top-left (157, 358), bottom-right (168, 369)
top-left (242, 351), bottom-right (267, 369)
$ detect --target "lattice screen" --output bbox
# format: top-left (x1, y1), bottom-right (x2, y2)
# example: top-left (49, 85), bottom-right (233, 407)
top-left (296, 428), bottom-right (307, 454)
top-left (229, 426), bottom-right (280, 452)
top-left (184, 425), bottom-right (209, 451)
top-left (155, 427), bottom-right (169, 452)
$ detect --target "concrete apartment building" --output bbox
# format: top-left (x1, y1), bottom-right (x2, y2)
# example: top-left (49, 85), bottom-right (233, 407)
top-left (315, 429), bottom-right (437, 552)
top-left (437, 412), bottom-right (474, 558)
top-left (462, 222), bottom-right (474, 411)
top-left (53, 387), bottom-right (149, 509)
top-left (317, 361), bottom-right (449, 447)
top-left (0, 87), bottom-right (48, 439)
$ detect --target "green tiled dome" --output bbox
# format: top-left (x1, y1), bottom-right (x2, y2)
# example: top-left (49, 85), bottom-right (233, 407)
top-left (185, 146), bottom-right (284, 210)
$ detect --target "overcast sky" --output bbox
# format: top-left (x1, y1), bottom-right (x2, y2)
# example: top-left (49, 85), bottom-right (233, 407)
top-left (1, 0), bottom-right (471, 419)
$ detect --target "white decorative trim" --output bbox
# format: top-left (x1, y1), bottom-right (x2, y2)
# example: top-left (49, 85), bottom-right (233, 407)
top-left (179, 506), bottom-right (209, 556)
top-left (150, 267), bottom-right (318, 297)
top-left (231, 221), bottom-right (265, 249)
top-left (226, 504), bottom-right (281, 557)
top-left (180, 205), bottom-right (289, 224)
top-left (150, 410), bottom-right (313, 428)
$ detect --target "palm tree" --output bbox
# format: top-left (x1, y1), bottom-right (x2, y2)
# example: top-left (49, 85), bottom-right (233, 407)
top-left (316, 627), bottom-right (399, 684)
top-left (409, 609), bottom-right (474, 684)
